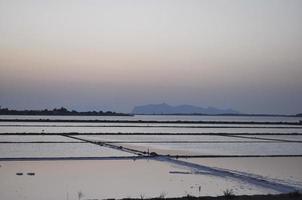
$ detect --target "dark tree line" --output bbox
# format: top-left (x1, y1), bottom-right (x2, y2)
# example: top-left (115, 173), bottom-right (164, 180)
top-left (0, 106), bottom-right (131, 116)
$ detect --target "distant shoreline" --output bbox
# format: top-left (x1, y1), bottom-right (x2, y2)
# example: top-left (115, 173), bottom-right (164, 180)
top-left (132, 113), bottom-right (302, 117)
top-left (0, 113), bottom-right (132, 116)
top-left (0, 107), bottom-right (132, 116)
top-left (1, 107), bottom-right (302, 117)
top-left (1, 119), bottom-right (301, 125)
top-left (1, 112), bottom-right (301, 118)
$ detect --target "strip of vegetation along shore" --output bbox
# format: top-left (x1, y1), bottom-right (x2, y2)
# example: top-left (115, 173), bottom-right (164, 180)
top-left (0, 107), bottom-right (131, 116)
top-left (106, 192), bottom-right (302, 200)
top-left (1, 119), bottom-right (302, 125)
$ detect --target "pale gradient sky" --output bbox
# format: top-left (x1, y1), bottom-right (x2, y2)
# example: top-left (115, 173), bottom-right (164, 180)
top-left (0, 0), bottom-right (302, 114)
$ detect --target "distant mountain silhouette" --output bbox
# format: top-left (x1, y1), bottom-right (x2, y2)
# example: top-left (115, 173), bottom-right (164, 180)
top-left (132, 103), bottom-right (240, 115)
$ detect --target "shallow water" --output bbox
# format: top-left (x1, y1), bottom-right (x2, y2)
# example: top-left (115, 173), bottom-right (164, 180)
top-left (0, 135), bottom-right (76, 142)
top-left (1, 126), bottom-right (302, 134)
top-left (0, 159), bottom-right (278, 200)
top-left (0, 115), bottom-right (302, 199)
top-left (117, 142), bottom-right (302, 156)
top-left (0, 143), bottom-right (134, 158)
top-left (181, 157), bottom-right (302, 187)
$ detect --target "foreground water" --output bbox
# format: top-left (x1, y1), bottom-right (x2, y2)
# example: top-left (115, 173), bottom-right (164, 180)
top-left (0, 159), bottom-right (280, 200)
top-left (0, 115), bottom-right (302, 199)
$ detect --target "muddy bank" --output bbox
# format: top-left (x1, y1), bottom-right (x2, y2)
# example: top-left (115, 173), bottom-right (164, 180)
top-left (113, 192), bottom-right (302, 200)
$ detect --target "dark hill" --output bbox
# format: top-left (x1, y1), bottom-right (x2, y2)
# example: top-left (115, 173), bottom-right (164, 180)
top-left (132, 103), bottom-right (239, 115)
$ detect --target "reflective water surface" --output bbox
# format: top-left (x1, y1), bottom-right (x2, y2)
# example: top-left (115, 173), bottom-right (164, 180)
top-left (0, 159), bottom-right (279, 200)
top-left (0, 115), bottom-right (302, 199)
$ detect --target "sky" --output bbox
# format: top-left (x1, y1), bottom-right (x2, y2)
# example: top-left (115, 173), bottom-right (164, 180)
top-left (0, 0), bottom-right (302, 114)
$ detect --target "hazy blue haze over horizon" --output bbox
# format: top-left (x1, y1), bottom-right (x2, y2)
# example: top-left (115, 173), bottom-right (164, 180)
top-left (0, 0), bottom-right (302, 114)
